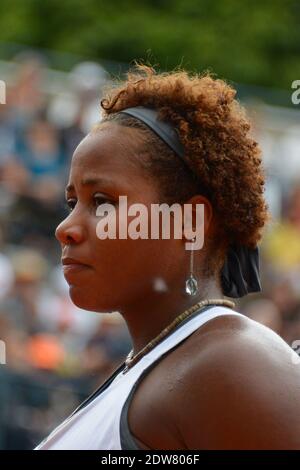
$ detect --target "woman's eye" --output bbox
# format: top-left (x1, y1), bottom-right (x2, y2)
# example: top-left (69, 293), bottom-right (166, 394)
top-left (93, 194), bottom-right (111, 208)
top-left (65, 199), bottom-right (77, 212)
top-left (64, 195), bottom-right (112, 213)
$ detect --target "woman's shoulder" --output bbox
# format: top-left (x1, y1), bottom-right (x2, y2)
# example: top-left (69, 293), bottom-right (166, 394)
top-left (159, 308), bottom-right (296, 387)
top-left (188, 307), bottom-right (291, 358)
top-left (172, 310), bottom-right (300, 448)
top-left (179, 308), bottom-right (299, 392)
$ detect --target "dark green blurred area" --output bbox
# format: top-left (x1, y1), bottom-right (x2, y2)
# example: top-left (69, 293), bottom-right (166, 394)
top-left (0, 0), bottom-right (299, 89)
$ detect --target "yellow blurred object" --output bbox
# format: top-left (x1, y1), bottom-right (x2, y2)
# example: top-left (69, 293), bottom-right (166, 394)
top-left (262, 221), bottom-right (300, 269)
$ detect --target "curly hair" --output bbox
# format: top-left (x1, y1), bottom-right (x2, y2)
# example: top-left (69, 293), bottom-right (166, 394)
top-left (99, 64), bottom-right (269, 272)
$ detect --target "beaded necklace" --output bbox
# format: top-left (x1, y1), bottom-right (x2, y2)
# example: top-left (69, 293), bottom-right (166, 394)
top-left (123, 298), bottom-right (235, 374)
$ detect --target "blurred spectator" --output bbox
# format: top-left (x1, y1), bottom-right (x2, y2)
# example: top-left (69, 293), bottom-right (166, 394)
top-left (27, 334), bottom-right (65, 371)
top-left (15, 115), bottom-right (65, 189)
top-left (9, 51), bottom-right (47, 125)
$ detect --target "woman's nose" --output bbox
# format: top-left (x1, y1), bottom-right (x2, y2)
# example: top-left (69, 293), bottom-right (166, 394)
top-left (55, 218), bottom-right (85, 245)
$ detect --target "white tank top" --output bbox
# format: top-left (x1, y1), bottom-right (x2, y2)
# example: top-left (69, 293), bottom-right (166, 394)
top-left (35, 305), bottom-right (244, 450)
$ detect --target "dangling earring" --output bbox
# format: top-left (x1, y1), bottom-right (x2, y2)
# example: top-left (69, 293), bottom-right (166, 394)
top-left (185, 237), bottom-right (199, 296)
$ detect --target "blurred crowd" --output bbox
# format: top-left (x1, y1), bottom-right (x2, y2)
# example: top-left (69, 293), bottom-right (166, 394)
top-left (0, 51), bottom-right (299, 449)
top-left (0, 51), bottom-right (131, 449)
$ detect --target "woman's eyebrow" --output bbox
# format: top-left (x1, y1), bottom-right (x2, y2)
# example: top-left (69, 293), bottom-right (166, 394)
top-left (65, 176), bottom-right (115, 193)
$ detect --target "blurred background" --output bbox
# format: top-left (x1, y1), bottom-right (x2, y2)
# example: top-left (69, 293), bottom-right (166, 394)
top-left (0, 0), bottom-right (299, 449)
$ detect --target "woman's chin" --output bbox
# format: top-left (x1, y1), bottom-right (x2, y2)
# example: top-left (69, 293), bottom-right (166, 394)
top-left (68, 285), bottom-right (99, 312)
top-left (68, 285), bottom-right (118, 313)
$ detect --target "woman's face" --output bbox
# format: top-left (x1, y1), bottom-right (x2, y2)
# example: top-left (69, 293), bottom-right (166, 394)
top-left (55, 123), bottom-right (187, 313)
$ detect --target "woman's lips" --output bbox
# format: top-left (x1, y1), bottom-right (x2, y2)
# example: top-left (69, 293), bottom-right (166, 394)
top-left (62, 263), bottom-right (90, 274)
top-left (62, 258), bottom-right (91, 278)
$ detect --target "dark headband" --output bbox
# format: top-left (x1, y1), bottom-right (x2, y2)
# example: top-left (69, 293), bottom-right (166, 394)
top-left (119, 106), bottom-right (262, 298)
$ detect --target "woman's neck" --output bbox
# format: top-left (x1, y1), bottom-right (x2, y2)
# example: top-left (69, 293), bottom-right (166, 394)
top-left (120, 277), bottom-right (223, 357)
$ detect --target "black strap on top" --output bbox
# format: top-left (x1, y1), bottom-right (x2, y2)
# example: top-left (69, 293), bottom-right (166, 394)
top-left (120, 106), bottom-right (262, 298)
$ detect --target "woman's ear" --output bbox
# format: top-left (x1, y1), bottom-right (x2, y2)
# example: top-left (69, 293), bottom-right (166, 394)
top-left (182, 194), bottom-right (213, 244)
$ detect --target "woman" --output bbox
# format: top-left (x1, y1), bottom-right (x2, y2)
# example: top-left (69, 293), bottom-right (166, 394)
top-left (36, 65), bottom-right (300, 450)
